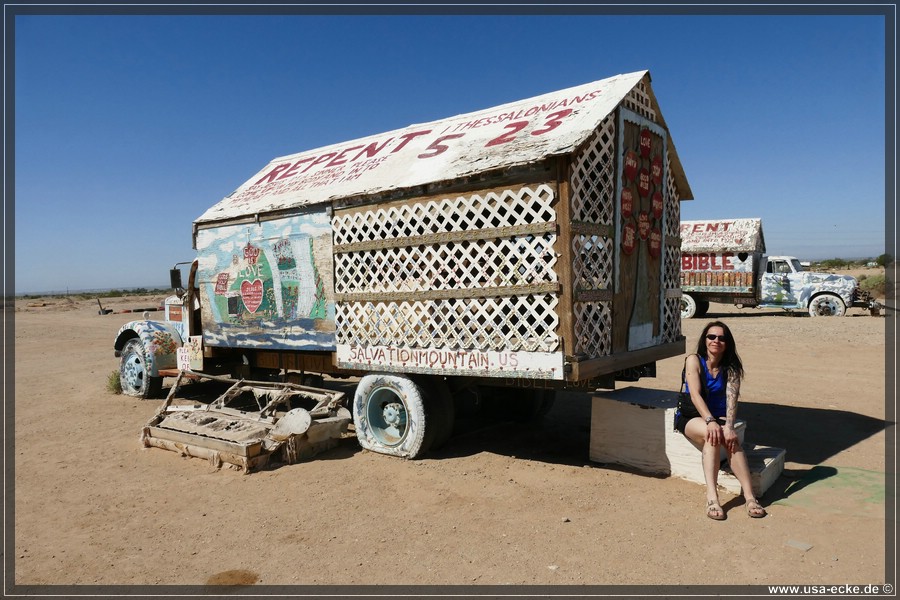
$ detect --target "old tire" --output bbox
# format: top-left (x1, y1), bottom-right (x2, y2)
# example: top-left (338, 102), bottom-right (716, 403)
top-left (680, 293), bottom-right (698, 319)
top-left (808, 294), bottom-right (846, 317)
top-left (119, 338), bottom-right (163, 399)
top-left (353, 374), bottom-right (430, 458)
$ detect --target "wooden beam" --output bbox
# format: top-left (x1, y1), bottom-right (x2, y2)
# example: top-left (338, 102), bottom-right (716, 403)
top-left (567, 337), bottom-right (685, 382)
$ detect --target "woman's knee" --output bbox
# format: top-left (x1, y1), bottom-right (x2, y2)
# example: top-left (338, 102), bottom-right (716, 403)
top-left (726, 441), bottom-right (745, 457)
top-left (682, 419), bottom-right (707, 445)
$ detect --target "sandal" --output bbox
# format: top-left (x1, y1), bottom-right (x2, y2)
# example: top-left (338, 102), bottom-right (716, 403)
top-left (706, 499), bottom-right (726, 521)
top-left (746, 499), bottom-right (767, 518)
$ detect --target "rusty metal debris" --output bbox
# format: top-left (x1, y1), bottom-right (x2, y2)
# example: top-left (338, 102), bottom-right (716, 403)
top-left (140, 371), bottom-right (351, 473)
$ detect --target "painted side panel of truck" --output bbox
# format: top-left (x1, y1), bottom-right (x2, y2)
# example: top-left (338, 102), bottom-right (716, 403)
top-left (194, 212), bottom-right (336, 351)
top-left (680, 217), bottom-right (764, 297)
top-left (681, 252), bottom-right (756, 294)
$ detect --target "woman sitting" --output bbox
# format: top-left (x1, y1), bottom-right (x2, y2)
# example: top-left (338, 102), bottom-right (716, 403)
top-left (675, 321), bottom-right (767, 520)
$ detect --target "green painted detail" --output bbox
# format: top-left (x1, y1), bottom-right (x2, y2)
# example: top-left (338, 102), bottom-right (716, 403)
top-left (773, 465), bottom-right (885, 513)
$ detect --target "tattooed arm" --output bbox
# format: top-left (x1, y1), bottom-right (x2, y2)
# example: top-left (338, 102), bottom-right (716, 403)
top-left (723, 372), bottom-right (741, 450)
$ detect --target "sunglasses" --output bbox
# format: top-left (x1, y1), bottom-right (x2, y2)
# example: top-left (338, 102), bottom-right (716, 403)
top-left (706, 334), bottom-right (727, 342)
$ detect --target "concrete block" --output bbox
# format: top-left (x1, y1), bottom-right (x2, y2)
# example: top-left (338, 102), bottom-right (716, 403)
top-left (590, 386), bottom-right (784, 498)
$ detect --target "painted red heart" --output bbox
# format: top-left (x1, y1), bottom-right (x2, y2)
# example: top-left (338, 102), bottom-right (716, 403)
top-left (240, 279), bottom-right (264, 313)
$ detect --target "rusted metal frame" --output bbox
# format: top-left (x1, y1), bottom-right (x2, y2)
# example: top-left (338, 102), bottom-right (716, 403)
top-left (332, 222), bottom-right (556, 254)
top-left (254, 350), bottom-right (337, 373)
top-left (553, 156), bottom-right (576, 359)
top-left (170, 370), bottom-right (345, 413)
top-left (568, 338), bottom-right (685, 382)
top-left (335, 282), bottom-right (561, 303)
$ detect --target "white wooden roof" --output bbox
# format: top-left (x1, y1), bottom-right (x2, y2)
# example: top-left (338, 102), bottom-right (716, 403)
top-left (680, 218), bottom-right (766, 254)
top-left (196, 69), bottom-right (690, 225)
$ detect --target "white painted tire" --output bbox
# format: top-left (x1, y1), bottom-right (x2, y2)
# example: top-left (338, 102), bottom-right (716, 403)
top-left (680, 293), bottom-right (698, 319)
top-left (119, 338), bottom-right (163, 399)
top-left (808, 294), bottom-right (846, 317)
top-left (353, 374), bottom-right (429, 458)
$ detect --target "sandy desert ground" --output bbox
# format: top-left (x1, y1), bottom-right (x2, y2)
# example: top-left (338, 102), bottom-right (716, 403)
top-left (8, 269), bottom-right (895, 594)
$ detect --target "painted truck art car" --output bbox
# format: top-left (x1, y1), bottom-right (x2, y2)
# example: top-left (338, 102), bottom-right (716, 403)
top-left (115, 70), bottom-right (695, 470)
top-left (680, 218), bottom-right (881, 318)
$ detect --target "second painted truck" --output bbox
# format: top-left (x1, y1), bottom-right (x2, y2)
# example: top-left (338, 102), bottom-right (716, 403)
top-left (680, 218), bottom-right (881, 318)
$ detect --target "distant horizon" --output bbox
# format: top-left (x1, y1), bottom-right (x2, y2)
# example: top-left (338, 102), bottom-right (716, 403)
top-left (14, 253), bottom-right (889, 297)
top-left (14, 284), bottom-right (172, 297)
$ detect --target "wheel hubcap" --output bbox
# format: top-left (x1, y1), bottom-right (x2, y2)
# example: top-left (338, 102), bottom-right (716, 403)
top-left (365, 388), bottom-right (408, 446)
top-left (122, 351), bottom-right (144, 392)
top-left (815, 298), bottom-right (839, 316)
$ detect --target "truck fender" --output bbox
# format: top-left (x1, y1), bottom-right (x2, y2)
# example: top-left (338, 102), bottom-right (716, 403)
top-left (796, 276), bottom-right (856, 309)
top-left (113, 320), bottom-right (184, 377)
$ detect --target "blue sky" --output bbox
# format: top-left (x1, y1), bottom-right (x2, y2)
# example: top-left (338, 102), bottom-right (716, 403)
top-left (11, 10), bottom-right (891, 293)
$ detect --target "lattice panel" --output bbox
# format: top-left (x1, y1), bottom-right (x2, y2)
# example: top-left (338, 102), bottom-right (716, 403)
top-left (664, 244), bottom-right (680, 298)
top-left (335, 295), bottom-right (559, 352)
top-left (333, 185), bottom-right (562, 353)
top-left (665, 149), bottom-right (681, 239)
top-left (568, 118), bottom-right (617, 358)
top-left (332, 185), bottom-right (556, 245)
top-left (664, 157), bottom-right (681, 293)
top-left (662, 147), bottom-right (682, 343)
top-left (622, 79), bottom-right (657, 122)
top-left (573, 301), bottom-right (612, 357)
top-left (334, 235), bottom-right (558, 294)
top-left (571, 234), bottom-right (614, 292)
top-left (569, 116), bottom-right (616, 225)
top-left (663, 297), bottom-right (681, 342)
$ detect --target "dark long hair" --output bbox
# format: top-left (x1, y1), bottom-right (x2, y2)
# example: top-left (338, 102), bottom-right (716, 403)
top-left (695, 320), bottom-right (744, 381)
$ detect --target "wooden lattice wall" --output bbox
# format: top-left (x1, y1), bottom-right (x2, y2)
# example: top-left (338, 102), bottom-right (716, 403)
top-left (331, 79), bottom-right (683, 378)
top-left (332, 185), bottom-right (561, 353)
top-left (566, 82), bottom-right (682, 359)
top-left (568, 116), bottom-right (616, 358)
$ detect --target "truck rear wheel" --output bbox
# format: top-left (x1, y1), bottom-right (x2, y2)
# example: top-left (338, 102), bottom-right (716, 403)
top-left (419, 377), bottom-right (455, 451)
top-left (119, 338), bottom-right (163, 399)
top-left (478, 385), bottom-right (556, 422)
top-left (353, 374), bottom-right (430, 458)
top-left (680, 293), bottom-right (698, 319)
top-left (695, 300), bottom-right (710, 317)
top-left (808, 293), bottom-right (846, 317)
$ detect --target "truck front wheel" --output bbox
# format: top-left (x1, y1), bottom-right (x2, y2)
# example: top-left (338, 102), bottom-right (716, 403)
top-left (680, 294), bottom-right (698, 319)
top-left (119, 338), bottom-right (163, 398)
top-left (808, 293), bottom-right (846, 317)
top-left (353, 374), bottom-right (430, 458)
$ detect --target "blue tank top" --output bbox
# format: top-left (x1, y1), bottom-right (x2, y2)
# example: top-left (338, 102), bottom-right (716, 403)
top-left (686, 356), bottom-right (727, 417)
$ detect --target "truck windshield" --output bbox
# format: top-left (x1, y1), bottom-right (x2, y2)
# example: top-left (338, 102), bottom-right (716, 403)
top-left (791, 258), bottom-right (804, 272)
